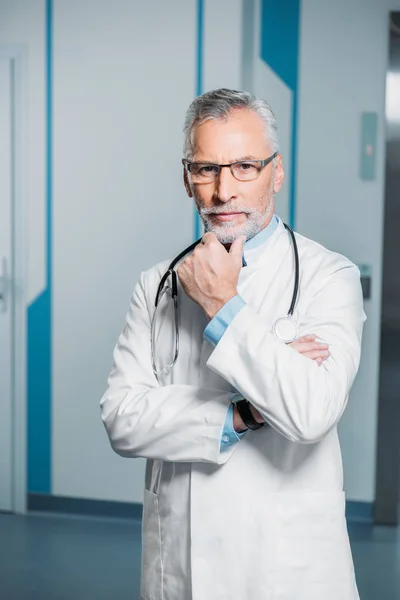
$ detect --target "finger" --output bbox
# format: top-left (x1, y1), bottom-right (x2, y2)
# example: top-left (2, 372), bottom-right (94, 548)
top-left (291, 342), bottom-right (329, 353)
top-left (316, 358), bottom-right (323, 367)
top-left (177, 257), bottom-right (192, 277)
top-left (302, 350), bottom-right (330, 360)
top-left (229, 235), bottom-right (246, 258)
top-left (177, 264), bottom-right (186, 279)
top-left (296, 335), bottom-right (316, 343)
top-left (201, 232), bottom-right (219, 245)
top-left (289, 336), bottom-right (317, 348)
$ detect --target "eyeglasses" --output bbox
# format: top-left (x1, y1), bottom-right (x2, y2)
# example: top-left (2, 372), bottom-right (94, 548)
top-left (182, 152), bottom-right (278, 183)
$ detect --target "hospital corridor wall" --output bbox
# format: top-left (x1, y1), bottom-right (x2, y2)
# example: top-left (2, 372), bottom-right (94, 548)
top-left (0, 0), bottom-right (398, 517)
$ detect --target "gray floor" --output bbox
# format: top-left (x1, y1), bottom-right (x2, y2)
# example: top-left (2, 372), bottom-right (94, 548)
top-left (0, 512), bottom-right (142, 600)
top-left (0, 512), bottom-right (399, 599)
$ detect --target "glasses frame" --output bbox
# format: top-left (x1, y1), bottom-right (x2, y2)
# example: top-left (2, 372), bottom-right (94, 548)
top-left (182, 151), bottom-right (278, 182)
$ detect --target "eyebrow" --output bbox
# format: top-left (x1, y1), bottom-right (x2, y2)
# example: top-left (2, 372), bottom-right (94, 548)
top-left (231, 155), bottom-right (259, 162)
top-left (193, 155), bottom-right (260, 164)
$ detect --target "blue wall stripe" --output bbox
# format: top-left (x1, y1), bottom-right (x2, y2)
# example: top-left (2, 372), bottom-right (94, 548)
top-left (260, 0), bottom-right (300, 228)
top-left (27, 291), bottom-right (51, 492)
top-left (194, 0), bottom-right (204, 241)
top-left (260, 1), bottom-right (300, 91)
top-left (27, 0), bottom-right (52, 494)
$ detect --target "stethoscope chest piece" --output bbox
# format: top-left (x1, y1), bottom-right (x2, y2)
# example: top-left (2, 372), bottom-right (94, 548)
top-left (272, 315), bottom-right (299, 344)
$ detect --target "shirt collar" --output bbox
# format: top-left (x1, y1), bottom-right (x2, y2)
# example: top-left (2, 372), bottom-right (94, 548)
top-left (242, 215), bottom-right (279, 266)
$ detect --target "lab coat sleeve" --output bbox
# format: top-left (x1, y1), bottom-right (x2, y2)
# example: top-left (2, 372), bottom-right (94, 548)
top-left (100, 273), bottom-right (239, 464)
top-left (206, 263), bottom-right (366, 444)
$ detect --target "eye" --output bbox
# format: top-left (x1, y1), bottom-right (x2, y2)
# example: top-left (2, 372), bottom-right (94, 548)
top-left (232, 162), bottom-right (261, 180)
top-left (237, 162), bottom-right (255, 171)
top-left (189, 163), bottom-right (219, 177)
top-left (200, 165), bottom-right (219, 174)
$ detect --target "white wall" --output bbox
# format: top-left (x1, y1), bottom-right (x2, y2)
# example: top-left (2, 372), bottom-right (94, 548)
top-left (51, 0), bottom-right (198, 502)
top-left (51, 0), bottom-right (244, 502)
top-left (296, 0), bottom-right (400, 502)
top-left (50, 0), bottom-right (390, 504)
top-left (3, 0), bottom-right (398, 505)
top-left (203, 0), bottom-right (242, 92)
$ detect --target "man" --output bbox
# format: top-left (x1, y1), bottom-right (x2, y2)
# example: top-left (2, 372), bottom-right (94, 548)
top-left (101, 88), bottom-right (365, 600)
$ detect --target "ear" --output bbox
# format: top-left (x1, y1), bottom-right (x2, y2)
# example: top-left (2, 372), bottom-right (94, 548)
top-left (183, 166), bottom-right (193, 198)
top-left (273, 154), bottom-right (285, 194)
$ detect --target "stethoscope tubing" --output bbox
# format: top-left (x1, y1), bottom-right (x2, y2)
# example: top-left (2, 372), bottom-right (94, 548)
top-left (152, 223), bottom-right (300, 375)
top-left (155, 223), bottom-right (299, 317)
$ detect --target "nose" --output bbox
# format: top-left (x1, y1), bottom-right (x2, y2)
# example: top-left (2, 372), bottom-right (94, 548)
top-left (215, 166), bottom-right (239, 203)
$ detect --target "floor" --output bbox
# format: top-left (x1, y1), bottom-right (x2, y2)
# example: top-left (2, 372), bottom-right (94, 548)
top-left (0, 512), bottom-right (399, 599)
top-left (0, 512), bottom-right (142, 600)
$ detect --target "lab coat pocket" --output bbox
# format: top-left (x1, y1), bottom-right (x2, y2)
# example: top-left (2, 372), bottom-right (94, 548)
top-left (141, 489), bottom-right (163, 600)
top-left (275, 491), bottom-right (355, 592)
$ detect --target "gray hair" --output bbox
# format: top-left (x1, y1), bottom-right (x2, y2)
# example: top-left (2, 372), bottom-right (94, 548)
top-left (183, 88), bottom-right (279, 160)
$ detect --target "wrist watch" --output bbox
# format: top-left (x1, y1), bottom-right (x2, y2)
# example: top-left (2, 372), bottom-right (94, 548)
top-left (235, 399), bottom-right (265, 431)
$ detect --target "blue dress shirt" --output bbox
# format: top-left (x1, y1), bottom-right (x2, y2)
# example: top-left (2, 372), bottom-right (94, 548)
top-left (207, 216), bottom-right (279, 451)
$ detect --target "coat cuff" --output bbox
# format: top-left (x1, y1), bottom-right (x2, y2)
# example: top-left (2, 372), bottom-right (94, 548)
top-left (204, 295), bottom-right (247, 347)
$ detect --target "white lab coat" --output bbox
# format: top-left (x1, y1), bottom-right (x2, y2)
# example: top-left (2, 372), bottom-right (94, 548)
top-left (101, 219), bottom-right (365, 600)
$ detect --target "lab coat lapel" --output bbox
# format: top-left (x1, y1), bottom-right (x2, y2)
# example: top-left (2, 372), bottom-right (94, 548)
top-left (238, 220), bottom-right (295, 324)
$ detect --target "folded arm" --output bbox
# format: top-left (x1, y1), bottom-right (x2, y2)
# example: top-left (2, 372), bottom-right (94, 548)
top-left (206, 264), bottom-right (366, 443)
top-left (100, 272), bottom-right (240, 463)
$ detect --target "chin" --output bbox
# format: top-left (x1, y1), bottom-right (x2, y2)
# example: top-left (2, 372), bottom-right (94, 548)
top-left (213, 226), bottom-right (246, 245)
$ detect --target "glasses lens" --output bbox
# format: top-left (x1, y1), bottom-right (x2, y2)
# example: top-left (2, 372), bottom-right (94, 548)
top-left (231, 161), bottom-right (262, 181)
top-left (151, 286), bottom-right (178, 375)
top-left (189, 163), bottom-right (219, 182)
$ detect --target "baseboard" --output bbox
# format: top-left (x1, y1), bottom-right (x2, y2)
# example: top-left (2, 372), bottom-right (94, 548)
top-left (28, 493), bottom-right (143, 520)
top-left (345, 500), bottom-right (374, 523)
top-left (27, 494), bottom-right (373, 524)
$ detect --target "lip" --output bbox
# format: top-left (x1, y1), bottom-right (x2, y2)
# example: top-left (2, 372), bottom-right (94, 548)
top-left (213, 212), bottom-right (244, 222)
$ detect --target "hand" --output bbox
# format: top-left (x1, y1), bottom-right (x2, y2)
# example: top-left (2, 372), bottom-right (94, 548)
top-left (289, 334), bottom-right (330, 367)
top-left (177, 233), bottom-right (246, 319)
top-left (233, 334), bottom-right (330, 432)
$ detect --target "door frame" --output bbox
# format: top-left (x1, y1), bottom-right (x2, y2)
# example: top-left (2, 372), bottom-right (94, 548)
top-left (0, 44), bottom-right (28, 514)
top-left (374, 12), bottom-right (400, 525)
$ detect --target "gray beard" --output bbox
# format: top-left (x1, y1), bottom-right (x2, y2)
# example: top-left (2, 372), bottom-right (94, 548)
top-left (199, 198), bottom-right (274, 244)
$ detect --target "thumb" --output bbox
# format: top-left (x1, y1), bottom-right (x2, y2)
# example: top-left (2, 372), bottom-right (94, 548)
top-left (229, 235), bottom-right (246, 260)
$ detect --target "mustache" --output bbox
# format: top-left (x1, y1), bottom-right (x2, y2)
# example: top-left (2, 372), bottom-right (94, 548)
top-left (200, 205), bottom-right (256, 216)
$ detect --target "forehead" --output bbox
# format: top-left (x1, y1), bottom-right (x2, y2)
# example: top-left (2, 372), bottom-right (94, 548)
top-left (191, 109), bottom-right (270, 161)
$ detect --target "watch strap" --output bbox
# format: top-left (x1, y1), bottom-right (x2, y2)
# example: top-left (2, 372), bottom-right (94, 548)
top-left (235, 399), bottom-right (264, 431)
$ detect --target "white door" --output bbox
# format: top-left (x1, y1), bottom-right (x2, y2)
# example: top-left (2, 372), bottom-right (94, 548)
top-left (0, 56), bottom-right (13, 512)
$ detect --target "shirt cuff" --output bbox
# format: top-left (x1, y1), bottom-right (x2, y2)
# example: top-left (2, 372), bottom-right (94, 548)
top-left (220, 403), bottom-right (247, 452)
top-left (204, 295), bottom-right (247, 347)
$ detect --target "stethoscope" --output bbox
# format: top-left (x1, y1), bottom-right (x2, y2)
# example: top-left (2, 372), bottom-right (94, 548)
top-left (151, 223), bottom-right (299, 377)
